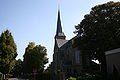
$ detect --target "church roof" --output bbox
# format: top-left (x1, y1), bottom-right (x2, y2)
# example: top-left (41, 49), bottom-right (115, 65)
top-left (56, 39), bottom-right (68, 48)
top-left (60, 36), bottom-right (78, 49)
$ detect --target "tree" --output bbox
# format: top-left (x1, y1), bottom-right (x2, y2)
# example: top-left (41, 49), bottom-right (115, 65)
top-left (0, 30), bottom-right (17, 78)
top-left (74, 1), bottom-right (120, 73)
top-left (11, 59), bottom-right (23, 77)
top-left (23, 42), bottom-right (48, 73)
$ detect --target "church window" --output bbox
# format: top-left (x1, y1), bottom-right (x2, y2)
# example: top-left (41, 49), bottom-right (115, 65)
top-left (75, 50), bottom-right (80, 64)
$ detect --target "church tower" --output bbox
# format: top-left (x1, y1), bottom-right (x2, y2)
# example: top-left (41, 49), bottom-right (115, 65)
top-left (55, 10), bottom-right (66, 39)
top-left (54, 10), bottom-right (67, 52)
top-left (53, 10), bottom-right (67, 71)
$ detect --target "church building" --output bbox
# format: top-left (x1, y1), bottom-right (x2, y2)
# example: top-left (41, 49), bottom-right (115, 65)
top-left (51, 10), bottom-right (90, 78)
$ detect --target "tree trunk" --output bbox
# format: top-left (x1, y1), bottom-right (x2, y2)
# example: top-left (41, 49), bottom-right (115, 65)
top-left (3, 74), bottom-right (6, 80)
top-left (99, 52), bottom-right (107, 79)
top-left (101, 53), bottom-right (107, 73)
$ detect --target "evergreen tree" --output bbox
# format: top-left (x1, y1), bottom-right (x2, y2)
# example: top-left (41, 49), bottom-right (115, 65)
top-left (0, 30), bottom-right (17, 75)
top-left (23, 42), bottom-right (48, 73)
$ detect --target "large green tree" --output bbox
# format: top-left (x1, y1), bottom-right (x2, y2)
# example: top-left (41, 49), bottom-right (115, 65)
top-left (23, 42), bottom-right (48, 73)
top-left (0, 30), bottom-right (17, 74)
top-left (75, 1), bottom-right (120, 73)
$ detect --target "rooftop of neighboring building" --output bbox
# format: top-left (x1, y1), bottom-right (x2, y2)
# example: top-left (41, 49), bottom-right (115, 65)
top-left (105, 48), bottom-right (120, 55)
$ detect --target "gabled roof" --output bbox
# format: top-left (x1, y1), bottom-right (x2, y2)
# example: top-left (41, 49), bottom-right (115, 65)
top-left (56, 39), bottom-right (68, 48)
top-left (105, 48), bottom-right (120, 55)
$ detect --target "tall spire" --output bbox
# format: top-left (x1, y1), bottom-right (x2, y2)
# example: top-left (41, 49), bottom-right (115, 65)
top-left (55, 10), bottom-right (66, 39)
top-left (56, 10), bottom-right (62, 35)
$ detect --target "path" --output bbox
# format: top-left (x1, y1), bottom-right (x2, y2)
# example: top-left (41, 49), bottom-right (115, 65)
top-left (8, 78), bottom-right (27, 80)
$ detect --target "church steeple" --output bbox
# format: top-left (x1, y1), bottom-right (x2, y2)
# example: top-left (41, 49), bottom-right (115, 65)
top-left (55, 10), bottom-right (66, 39)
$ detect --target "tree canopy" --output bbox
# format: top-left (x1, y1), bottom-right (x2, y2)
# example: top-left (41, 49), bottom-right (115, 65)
top-left (75, 1), bottom-right (120, 72)
top-left (23, 42), bottom-right (48, 73)
top-left (0, 30), bottom-right (17, 74)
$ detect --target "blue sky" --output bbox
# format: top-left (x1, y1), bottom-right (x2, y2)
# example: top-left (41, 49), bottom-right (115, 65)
top-left (0, 0), bottom-right (119, 66)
